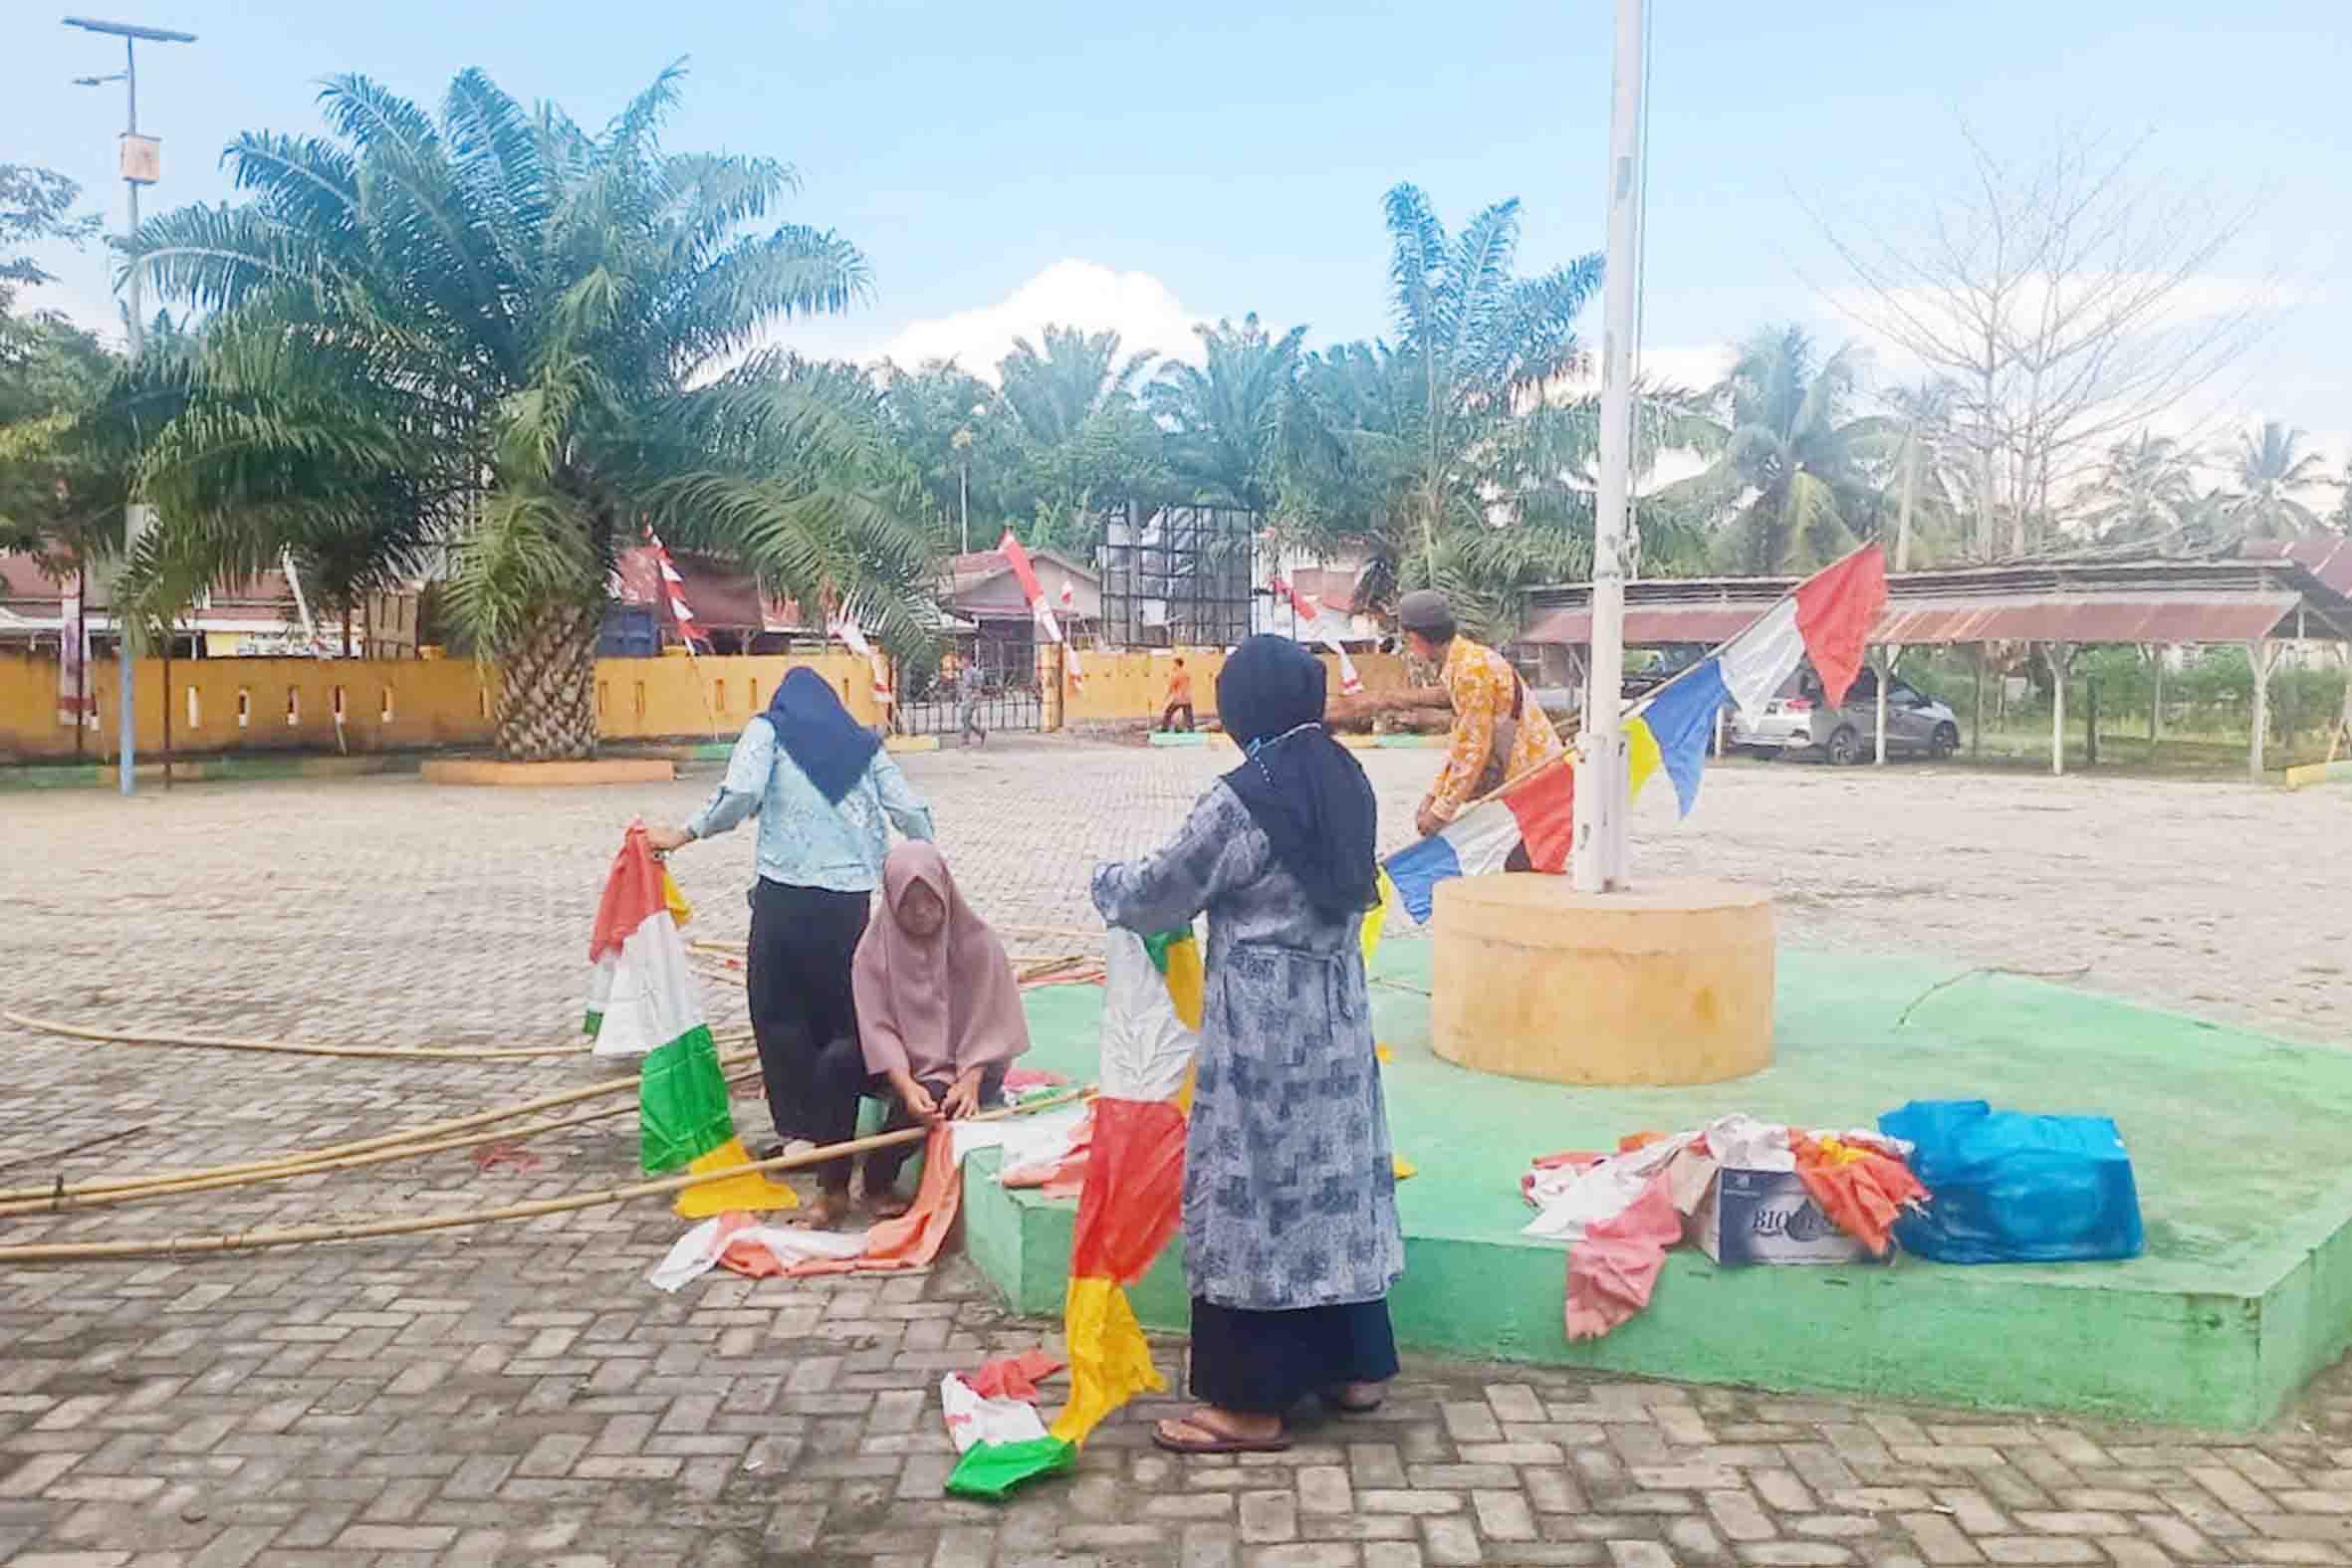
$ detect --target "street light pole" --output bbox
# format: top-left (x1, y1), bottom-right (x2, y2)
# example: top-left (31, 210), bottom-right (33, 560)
top-left (66, 14), bottom-right (196, 798)
top-left (1572, 0), bottom-right (1646, 893)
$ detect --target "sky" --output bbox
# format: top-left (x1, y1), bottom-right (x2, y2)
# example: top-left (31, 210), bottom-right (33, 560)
top-left (13, 0), bottom-right (2352, 477)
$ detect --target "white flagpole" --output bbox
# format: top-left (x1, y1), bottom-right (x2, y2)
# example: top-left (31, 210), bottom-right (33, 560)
top-left (1573, 0), bottom-right (1647, 894)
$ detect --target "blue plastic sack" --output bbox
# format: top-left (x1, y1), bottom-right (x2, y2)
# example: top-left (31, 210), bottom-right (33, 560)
top-left (1877, 1099), bottom-right (2143, 1264)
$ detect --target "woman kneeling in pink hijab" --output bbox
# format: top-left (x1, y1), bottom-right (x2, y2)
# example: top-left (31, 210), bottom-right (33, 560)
top-left (803, 843), bottom-right (1030, 1227)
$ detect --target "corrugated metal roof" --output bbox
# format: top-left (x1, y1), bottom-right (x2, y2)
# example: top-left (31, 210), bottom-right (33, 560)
top-left (1873, 594), bottom-right (2298, 645)
top-left (1521, 605), bottom-right (1765, 646)
top-left (1520, 556), bottom-right (2352, 647)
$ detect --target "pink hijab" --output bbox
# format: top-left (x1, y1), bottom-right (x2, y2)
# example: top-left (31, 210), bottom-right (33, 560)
top-left (853, 843), bottom-right (1030, 1083)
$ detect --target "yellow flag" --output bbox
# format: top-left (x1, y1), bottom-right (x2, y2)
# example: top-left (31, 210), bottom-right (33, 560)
top-left (1049, 1276), bottom-right (1164, 1446)
top-left (673, 1136), bottom-right (799, 1218)
top-left (1626, 715), bottom-right (1664, 802)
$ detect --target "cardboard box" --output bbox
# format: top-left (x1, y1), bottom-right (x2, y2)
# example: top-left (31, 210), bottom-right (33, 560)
top-left (1689, 1168), bottom-right (1879, 1266)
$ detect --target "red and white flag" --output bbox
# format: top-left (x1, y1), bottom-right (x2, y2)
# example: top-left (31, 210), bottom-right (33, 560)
top-left (1272, 573), bottom-right (1363, 695)
top-left (827, 602), bottom-right (893, 707)
top-left (57, 571), bottom-right (92, 729)
top-left (644, 531), bottom-right (707, 652)
top-left (998, 531), bottom-right (1062, 645)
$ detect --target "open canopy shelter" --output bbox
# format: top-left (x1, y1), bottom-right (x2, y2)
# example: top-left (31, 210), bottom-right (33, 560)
top-left (1522, 555), bottom-right (2352, 780)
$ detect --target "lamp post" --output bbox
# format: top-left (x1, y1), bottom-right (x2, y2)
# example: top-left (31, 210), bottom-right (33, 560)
top-left (1571, 0), bottom-right (1646, 893)
top-left (66, 14), bottom-right (196, 798)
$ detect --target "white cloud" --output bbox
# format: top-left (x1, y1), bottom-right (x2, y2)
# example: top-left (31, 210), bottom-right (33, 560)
top-left (861, 260), bottom-right (1207, 381)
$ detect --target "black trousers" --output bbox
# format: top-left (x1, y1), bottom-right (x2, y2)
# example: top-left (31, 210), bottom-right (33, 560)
top-left (1161, 702), bottom-right (1194, 732)
top-left (807, 1043), bottom-right (1007, 1195)
top-left (745, 879), bottom-right (870, 1146)
top-left (1188, 1296), bottom-right (1399, 1417)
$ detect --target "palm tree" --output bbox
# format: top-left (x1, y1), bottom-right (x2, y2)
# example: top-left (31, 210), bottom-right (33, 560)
top-left (998, 326), bottom-right (1156, 449)
top-left (1271, 184), bottom-right (1603, 638)
top-left (1145, 314), bottom-right (1306, 513)
top-left (1661, 326), bottom-right (1890, 574)
top-left (2078, 430), bottom-right (2201, 547)
top-left (127, 67), bottom-right (930, 760)
top-left (2226, 421), bottom-right (2331, 542)
top-left (995, 326), bottom-right (1164, 549)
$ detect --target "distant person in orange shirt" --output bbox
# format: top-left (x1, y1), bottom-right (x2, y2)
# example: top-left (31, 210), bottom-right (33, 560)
top-left (1160, 657), bottom-right (1196, 733)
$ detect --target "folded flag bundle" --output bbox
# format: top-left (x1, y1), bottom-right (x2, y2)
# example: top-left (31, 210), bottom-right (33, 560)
top-left (947, 925), bottom-right (1203, 1500)
top-left (1380, 753), bottom-right (1576, 924)
top-left (1628, 544), bottom-right (1888, 815)
top-left (587, 827), bottom-right (793, 1216)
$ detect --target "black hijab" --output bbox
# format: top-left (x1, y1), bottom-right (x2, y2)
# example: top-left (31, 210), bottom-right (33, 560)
top-left (1217, 635), bottom-right (1381, 921)
top-left (765, 666), bottom-right (880, 804)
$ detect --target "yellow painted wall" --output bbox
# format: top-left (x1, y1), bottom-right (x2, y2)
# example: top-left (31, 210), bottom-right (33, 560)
top-left (0, 651), bottom-right (880, 762)
top-left (0, 646), bottom-right (1394, 759)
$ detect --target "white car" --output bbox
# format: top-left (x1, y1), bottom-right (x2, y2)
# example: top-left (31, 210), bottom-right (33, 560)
top-left (1732, 669), bottom-right (1962, 765)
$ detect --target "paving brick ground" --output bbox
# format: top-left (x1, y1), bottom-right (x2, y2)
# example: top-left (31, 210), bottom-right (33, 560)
top-left (2, 739), bottom-right (2349, 1565)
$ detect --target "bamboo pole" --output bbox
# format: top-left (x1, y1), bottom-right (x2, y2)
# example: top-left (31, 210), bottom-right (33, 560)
top-left (0, 1011), bottom-right (646, 1061)
top-left (0, 1086), bottom-right (1093, 1264)
top-left (0, 1043), bottom-right (757, 1203)
top-left (0, 1066), bottom-right (764, 1217)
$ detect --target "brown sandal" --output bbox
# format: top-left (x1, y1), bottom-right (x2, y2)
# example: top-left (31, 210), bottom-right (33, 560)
top-left (1151, 1412), bottom-right (1292, 1456)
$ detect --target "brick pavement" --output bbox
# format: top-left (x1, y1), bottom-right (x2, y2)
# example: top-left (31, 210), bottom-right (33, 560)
top-left (1, 740), bottom-right (2349, 1564)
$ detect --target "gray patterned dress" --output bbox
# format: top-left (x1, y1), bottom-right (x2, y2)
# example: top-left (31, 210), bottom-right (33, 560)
top-left (1090, 783), bottom-right (1405, 1314)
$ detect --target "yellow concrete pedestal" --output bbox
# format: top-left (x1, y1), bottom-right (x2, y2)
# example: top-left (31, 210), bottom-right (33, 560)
top-left (1430, 874), bottom-right (1774, 1086)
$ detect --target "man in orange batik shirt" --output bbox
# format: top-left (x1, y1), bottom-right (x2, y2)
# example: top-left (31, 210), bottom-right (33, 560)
top-left (1395, 589), bottom-right (1562, 857)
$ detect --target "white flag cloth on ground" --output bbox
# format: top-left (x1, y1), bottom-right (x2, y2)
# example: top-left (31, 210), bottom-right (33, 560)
top-left (647, 1214), bottom-right (866, 1292)
top-left (941, 1373), bottom-right (1050, 1454)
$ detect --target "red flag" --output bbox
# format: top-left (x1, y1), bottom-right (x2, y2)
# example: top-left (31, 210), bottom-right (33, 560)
top-left (1792, 544), bottom-right (1887, 712)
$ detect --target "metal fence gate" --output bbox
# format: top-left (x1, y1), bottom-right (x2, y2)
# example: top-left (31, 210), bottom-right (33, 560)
top-left (896, 626), bottom-right (1044, 739)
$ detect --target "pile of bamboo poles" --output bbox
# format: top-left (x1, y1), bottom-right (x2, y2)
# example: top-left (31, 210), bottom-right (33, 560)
top-left (0, 1051), bottom-right (764, 1218)
top-left (0, 1085), bottom-right (1091, 1264)
top-left (0, 1010), bottom-right (660, 1062)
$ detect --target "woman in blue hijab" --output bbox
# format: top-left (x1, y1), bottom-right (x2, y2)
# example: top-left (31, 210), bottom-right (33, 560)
top-left (647, 668), bottom-right (934, 1225)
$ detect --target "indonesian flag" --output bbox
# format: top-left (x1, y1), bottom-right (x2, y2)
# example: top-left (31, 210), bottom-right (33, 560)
top-left (588, 827), bottom-right (794, 1215)
top-left (1624, 543), bottom-right (1890, 817)
top-left (1272, 573), bottom-right (1363, 695)
top-left (1058, 577), bottom-right (1075, 610)
top-left (946, 927), bottom-right (1204, 1500)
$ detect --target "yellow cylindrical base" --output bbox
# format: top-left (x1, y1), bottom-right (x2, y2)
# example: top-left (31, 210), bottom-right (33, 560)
top-left (1430, 875), bottom-right (1774, 1086)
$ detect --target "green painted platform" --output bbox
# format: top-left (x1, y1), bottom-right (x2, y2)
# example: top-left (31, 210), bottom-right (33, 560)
top-left (967, 944), bottom-right (2352, 1430)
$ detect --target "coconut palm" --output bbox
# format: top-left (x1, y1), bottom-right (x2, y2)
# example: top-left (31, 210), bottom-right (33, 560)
top-left (1145, 314), bottom-right (1306, 513)
top-left (126, 66), bottom-right (930, 760)
top-left (2226, 420), bottom-right (2331, 542)
top-left (1661, 326), bottom-right (1891, 574)
top-left (2078, 430), bottom-right (2201, 547)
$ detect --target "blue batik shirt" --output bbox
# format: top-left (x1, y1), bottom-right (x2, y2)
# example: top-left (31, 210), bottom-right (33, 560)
top-left (685, 716), bottom-right (934, 892)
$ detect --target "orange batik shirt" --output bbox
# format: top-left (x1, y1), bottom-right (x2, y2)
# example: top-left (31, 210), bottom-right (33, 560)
top-left (1425, 636), bottom-right (1564, 823)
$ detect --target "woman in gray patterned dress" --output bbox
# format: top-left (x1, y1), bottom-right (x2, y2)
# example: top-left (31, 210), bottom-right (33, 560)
top-left (1091, 635), bottom-right (1403, 1456)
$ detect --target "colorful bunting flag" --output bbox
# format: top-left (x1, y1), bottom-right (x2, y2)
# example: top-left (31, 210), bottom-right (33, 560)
top-left (1381, 754), bottom-right (1576, 924)
top-left (1625, 658), bottom-right (1731, 816)
top-left (1625, 544), bottom-right (1889, 818)
top-left (587, 828), bottom-right (794, 1214)
top-left (947, 927), bottom-right (1203, 1500)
